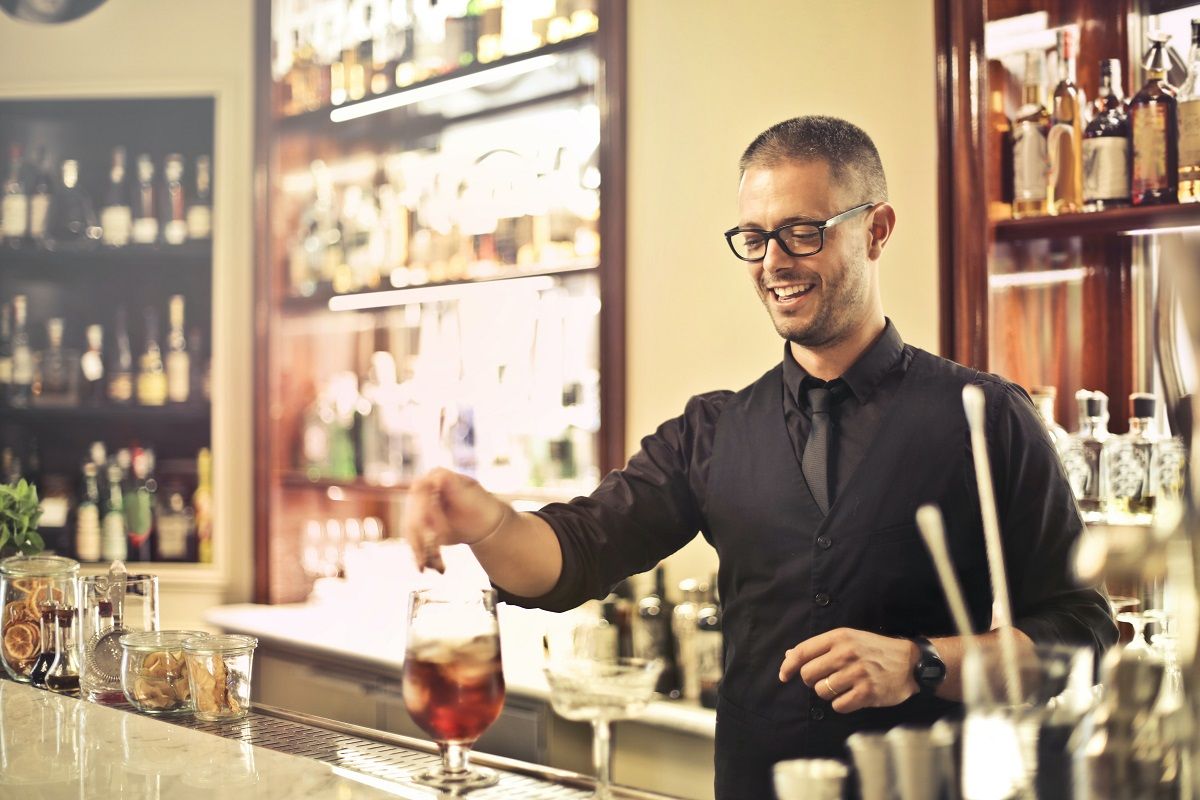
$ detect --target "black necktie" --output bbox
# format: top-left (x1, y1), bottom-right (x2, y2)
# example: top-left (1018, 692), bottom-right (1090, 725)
top-left (802, 386), bottom-right (833, 515)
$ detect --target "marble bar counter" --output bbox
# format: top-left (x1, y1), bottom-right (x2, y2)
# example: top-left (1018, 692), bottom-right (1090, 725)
top-left (0, 679), bottom-right (683, 799)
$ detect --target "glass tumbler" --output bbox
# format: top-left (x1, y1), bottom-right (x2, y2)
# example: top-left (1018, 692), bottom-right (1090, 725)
top-left (183, 634), bottom-right (258, 721)
top-left (120, 630), bottom-right (207, 714)
top-left (0, 555), bottom-right (79, 682)
top-left (78, 573), bottom-right (159, 703)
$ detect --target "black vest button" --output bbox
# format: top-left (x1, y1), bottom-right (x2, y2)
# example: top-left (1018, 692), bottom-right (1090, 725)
top-left (814, 592), bottom-right (831, 607)
top-left (811, 706), bottom-right (825, 721)
top-left (816, 535), bottom-right (832, 550)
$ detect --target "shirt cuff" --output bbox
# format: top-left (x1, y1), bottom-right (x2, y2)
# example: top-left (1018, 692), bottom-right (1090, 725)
top-left (490, 509), bottom-right (588, 613)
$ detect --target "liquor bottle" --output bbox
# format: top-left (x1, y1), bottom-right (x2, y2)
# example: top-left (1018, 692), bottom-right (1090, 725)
top-left (44, 159), bottom-right (102, 248)
top-left (1048, 28), bottom-right (1085, 215)
top-left (1178, 20), bottom-right (1200, 203)
top-left (186, 155), bottom-right (212, 239)
top-left (155, 485), bottom-right (196, 562)
top-left (1084, 59), bottom-right (1131, 210)
top-left (136, 307), bottom-right (167, 407)
top-left (1150, 436), bottom-right (1188, 510)
top-left (75, 462), bottom-right (102, 562)
top-left (101, 460), bottom-right (128, 562)
top-left (187, 326), bottom-right (209, 402)
top-left (1101, 393), bottom-right (1160, 522)
top-left (634, 566), bottom-right (682, 699)
top-left (108, 307), bottom-right (134, 405)
top-left (27, 149), bottom-right (53, 245)
top-left (162, 154), bottom-right (188, 245)
top-left (695, 579), bottom-right (722, 710)
top-left (1029, 386), bottom-right (1069, 451)
top-left (79, 324), bottom-right (105, 405)
top-left (1013, 51), bottom-right (1051, 219)
top-left (1060, 390), bottom-right (1111, 521)
top-left (0, 302), bottom-right (11, 405)
top-left (2, 143), bottom-right (29, 244)
top-left (673, 578), bottom-right (702, 701)
top-left (1131, 34), bottom-right (1180, 206)
top-left (45, 608), bottom-right (80, 695)
top-left (987, 60), bottom-right (1014, 221)
top-left (35, 318), bottom-right (78, 406)
top-left (124, 447), bottom-right (156, 562)
top-left (100, 146), bottom-right (133, 247)
top-left (132, 154), bottom-right (159, 244)
top-left (194, 447), bottom-right (213, 563)
top-left (9, 294), bottom-right (34, 408)
top-left (165, 295), bottom-right (189, 403)
top-left (29, 605), bottom-right (57, 688)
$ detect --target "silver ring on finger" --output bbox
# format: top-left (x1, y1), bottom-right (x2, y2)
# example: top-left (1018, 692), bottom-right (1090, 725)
top-left (822, 677), bottom-right (841, 697)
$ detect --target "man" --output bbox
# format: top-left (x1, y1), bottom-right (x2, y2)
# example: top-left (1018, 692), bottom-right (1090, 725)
top-left (402, 116), bottom-right (1117, 799)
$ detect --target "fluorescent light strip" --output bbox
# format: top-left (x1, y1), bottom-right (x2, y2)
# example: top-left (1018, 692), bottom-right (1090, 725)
top-left (330, 55), bottom-right (560, 123)
top-left (1123, 225), bottom-right (1200, 237)
top-left (329, 274), bottom-right (558, 311)
top-left (988, 267), bottom-right (1089, 289)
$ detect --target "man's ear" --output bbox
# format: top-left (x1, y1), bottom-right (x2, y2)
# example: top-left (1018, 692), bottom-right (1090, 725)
top-left (866, 202), bottom-right (896, 261)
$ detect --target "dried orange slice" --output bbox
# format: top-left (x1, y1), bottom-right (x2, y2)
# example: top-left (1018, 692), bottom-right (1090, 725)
top-left (3, 621), bottom-right (39, 665)
top-left (26, 585), bottom-right (65, 615)
top-left (8, 578), bottom-right (38, 596)
top-left (3, 600), bottom-right (35, 627)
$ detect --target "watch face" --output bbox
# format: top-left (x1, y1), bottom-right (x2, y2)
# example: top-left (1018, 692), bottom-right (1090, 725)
top-left (1, 0), bottom-right (107, 24)
top-left (918, 659), bottom-right (947, 684)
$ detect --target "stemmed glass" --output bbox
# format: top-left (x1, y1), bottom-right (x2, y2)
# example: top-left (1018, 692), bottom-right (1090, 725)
top-left (544, 620), bottom-right (662, 800)
top-left (1117, 610), bottom-right (1151, 655)
top-left (401, 588), bottom-right (505, 791)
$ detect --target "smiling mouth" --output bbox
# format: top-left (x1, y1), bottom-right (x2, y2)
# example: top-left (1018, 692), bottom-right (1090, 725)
top-left (767, 283), bottom-right (816, 303)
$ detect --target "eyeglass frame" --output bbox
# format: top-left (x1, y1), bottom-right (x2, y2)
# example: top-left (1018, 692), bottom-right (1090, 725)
top-left (723, 202), bottom-right (876, 262)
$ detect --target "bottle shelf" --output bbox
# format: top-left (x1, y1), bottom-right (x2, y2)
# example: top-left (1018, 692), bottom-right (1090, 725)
top-left (0, 240), bottom-right (212, 271)
top-left (992, 203), bottom-right (1200, 242)
top-left (276, 34), bottom-right (597, 131)
top-left (1, 403), bottom-right (210, 424)
top-left (281, 260), bottom-right (600, 314)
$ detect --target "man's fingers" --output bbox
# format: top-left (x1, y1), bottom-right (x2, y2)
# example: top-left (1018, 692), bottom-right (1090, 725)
top-left (831, 683), bottom-right (871, 714)
top-left (778, 630), bottom-right (841, 682)
top-left (798, 648), bottom-right (853, 688)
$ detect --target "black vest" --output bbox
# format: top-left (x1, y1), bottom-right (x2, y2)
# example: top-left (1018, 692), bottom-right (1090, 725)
top-left (706, 349), bottom-right (993, 799)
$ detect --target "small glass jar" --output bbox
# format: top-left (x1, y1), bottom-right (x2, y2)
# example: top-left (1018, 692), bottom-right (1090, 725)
top-left (183, 635), bottom-right (257, 721)
top-left (120, 630), bottom-right (207, 714)
top-left (0, 555), bottom-right (79, 682)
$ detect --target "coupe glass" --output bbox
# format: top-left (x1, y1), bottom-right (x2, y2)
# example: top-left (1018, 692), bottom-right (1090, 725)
top-left (544, 656), bottom-right (663, 800)
top-left (1117, 611), bottom-right (1151, 655)
top-left (401, 588), bottom-right (504, 791)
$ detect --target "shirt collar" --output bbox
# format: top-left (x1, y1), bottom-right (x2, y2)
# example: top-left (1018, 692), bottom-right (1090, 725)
top-left (782, 318), bottom-right (906, 406)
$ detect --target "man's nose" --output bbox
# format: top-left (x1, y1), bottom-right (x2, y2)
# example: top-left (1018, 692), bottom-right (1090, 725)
top-left (761, 236), bottom-right (793, 273)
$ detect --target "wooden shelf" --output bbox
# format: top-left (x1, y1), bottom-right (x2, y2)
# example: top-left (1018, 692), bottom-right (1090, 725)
top-left (2, 403), bottom-right (210, 424)
top-left (0, 240), bottom-right (212, 269)
top-left (992, 204), bottom-right (1200, 242)
top-left (276, 34), bottom-right (596, 131)
top-left (280, 261), bottom-right (600, 314)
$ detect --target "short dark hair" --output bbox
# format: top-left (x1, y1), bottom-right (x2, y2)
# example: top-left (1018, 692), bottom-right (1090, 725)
top-left (739, 116), bottom-right (888, 202)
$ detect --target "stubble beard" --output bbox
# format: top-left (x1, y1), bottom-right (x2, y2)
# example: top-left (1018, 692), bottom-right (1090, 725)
top-left (764, 255), bottom-right (871, 350)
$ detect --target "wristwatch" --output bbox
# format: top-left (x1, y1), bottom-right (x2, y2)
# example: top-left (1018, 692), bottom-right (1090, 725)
top-left (911, 636), bottom-right (946, 695)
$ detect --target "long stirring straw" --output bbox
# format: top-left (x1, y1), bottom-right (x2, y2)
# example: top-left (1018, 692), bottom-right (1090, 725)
top-left (962, 385), bottom-right (1023, 707)
top-left (916, 504), bottom-right (993, 706)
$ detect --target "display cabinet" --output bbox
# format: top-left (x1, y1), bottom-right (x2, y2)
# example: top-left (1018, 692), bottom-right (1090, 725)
top-left (0, 97), bottom-right (215, 571)
top-left (254, 0), bottom-right (627, 603)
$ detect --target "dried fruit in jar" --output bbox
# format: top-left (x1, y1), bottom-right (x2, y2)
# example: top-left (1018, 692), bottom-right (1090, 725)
top-left (3, 621), bottom-right (39, 668)
top-left (3, 600), bottom-right (35, 627)
top-left (25, 585), bottom-right (64, 616)
top-left (133, 676), bottom-right (176, 710)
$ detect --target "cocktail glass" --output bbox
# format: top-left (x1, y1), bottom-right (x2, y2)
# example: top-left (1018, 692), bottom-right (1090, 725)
top-left (401, 588), bottom-right (504, 791)
top-left (544, 657), bottom-right (662, 800)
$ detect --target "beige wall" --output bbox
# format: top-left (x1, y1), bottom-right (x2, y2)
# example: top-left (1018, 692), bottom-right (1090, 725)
top-left (627, 0), bottom-right (941, 586)
top-left (0, 0), bottom-right (256, 626)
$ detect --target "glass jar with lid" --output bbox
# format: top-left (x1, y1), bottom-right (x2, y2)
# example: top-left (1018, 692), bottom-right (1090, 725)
top-left (183, 634), bottom-right (258, 721)
top-left (120, 630), bottom-right (207, 714)
top-left (0, 555), bottom-right (79, 682)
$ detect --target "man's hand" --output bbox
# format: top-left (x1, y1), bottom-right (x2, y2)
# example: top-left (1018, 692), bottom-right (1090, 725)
top-left (778, 628), bottom-right (919, 713)
top-left (400, 468), bottom-right (511, 572)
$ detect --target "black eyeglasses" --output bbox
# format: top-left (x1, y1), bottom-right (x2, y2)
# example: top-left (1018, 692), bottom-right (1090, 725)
top-left (723, 202), bottom-right (875, 261)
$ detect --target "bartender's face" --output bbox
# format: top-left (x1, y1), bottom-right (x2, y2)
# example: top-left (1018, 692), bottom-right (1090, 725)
top-left (736, 159), bottom-right (878, 349)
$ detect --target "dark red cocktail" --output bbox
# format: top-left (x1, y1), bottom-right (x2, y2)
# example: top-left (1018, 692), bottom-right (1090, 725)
top-left (403, 634), bottom-right (505, 743)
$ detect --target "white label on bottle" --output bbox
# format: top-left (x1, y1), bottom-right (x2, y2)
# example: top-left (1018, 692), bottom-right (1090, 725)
top-left (156, 515), bottom-right (190, 559)
top-left (167, 353), bottom-right (190, 403)
top-left (101, 513), bottom-right (127, 561)
top-left (76, 505), bottom-right (101, 562)
top-left (2, 195), bottom-right (28, 238)
top-left (1083, 137), bottom-right (1130, 202)
top-left (132, 216), bottom-right (158, 244)
top-left (1013, 122), bottom-right (1048, 201)
top-left (101, 206), bottom-right (132, 246)
top-left (39, 497), bottom-right (69, 528)
top-left (1180, 100), bottom-right (1200, 172)
top-left (80, 350), bottom-right (103, 382)
top-left (28, 195), bottom-right (49, 239)
top-left (12, 347), bottom-right (33, 384)
top-left (186, 205), bottom-right (212, 239)
top-left (163, 219), bottom-right (188, 246)
top-left (0, 355), bottom-right (11, 385)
